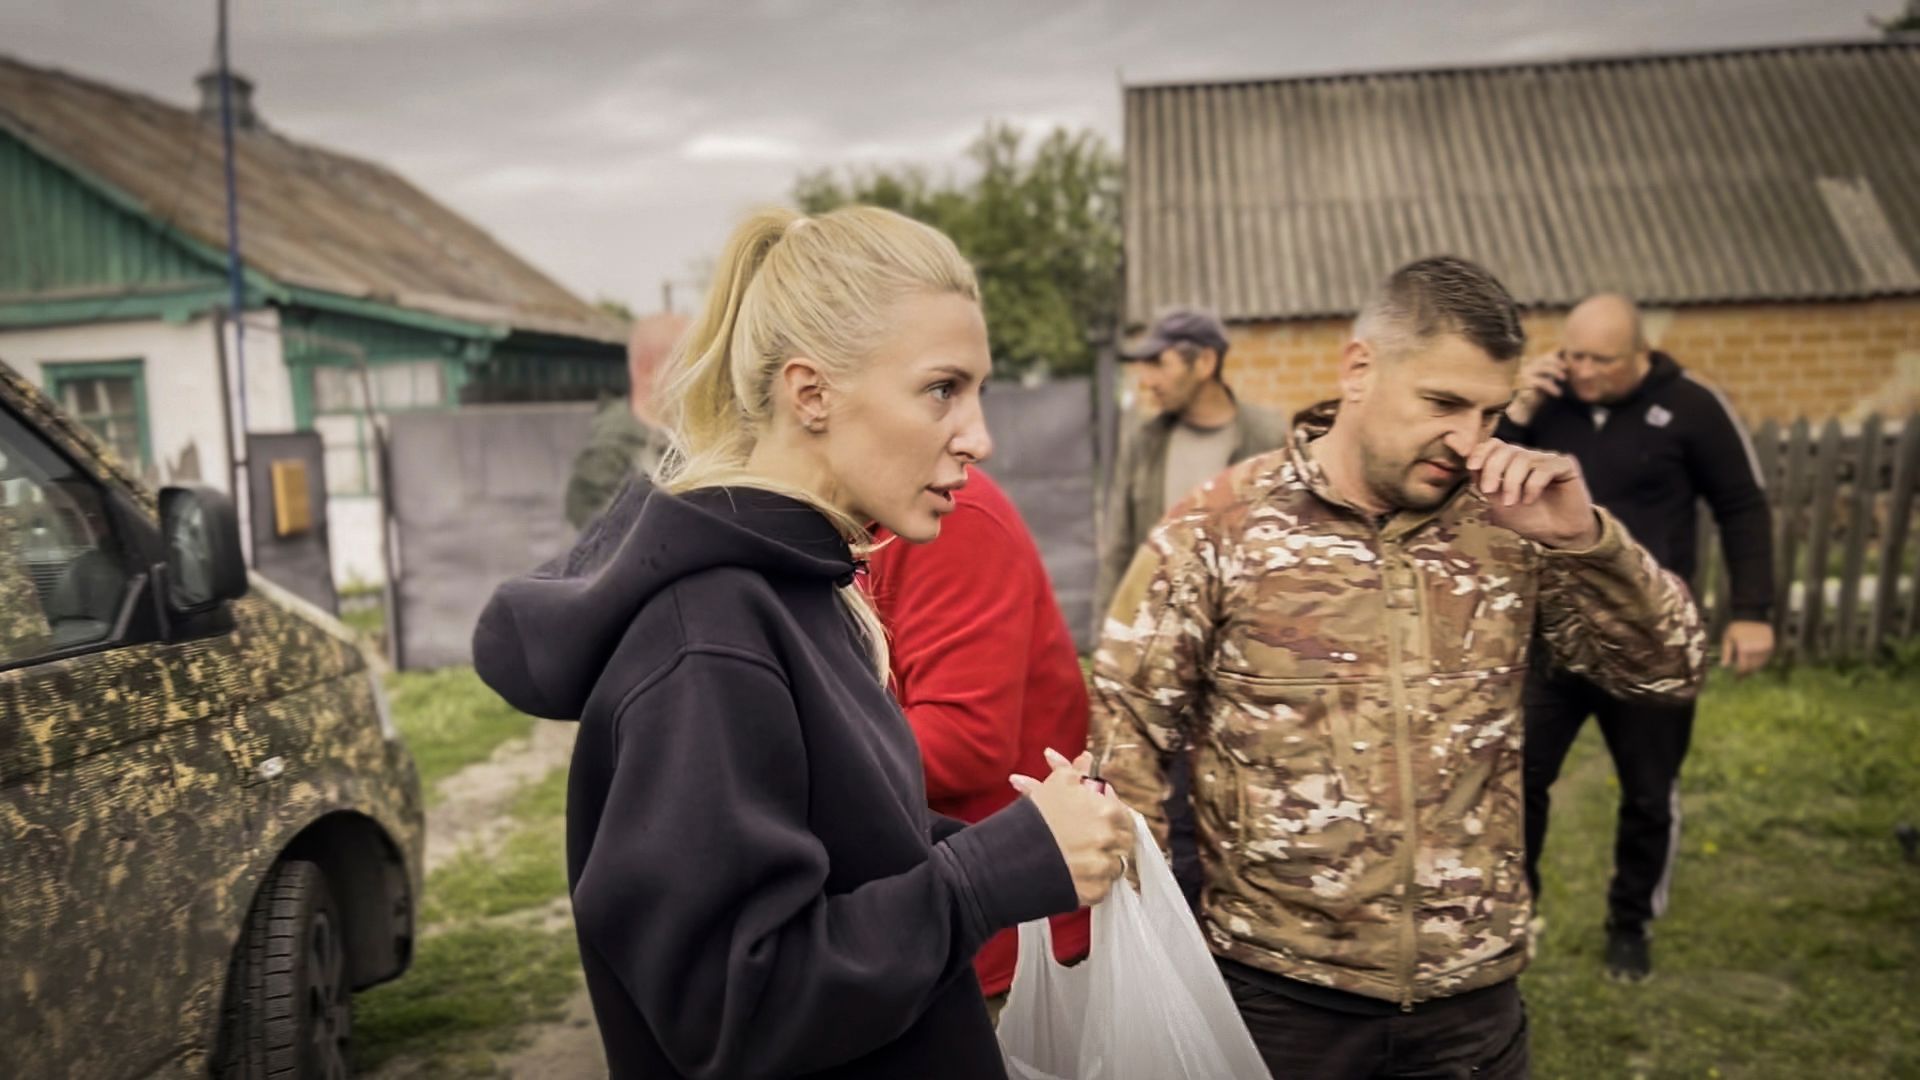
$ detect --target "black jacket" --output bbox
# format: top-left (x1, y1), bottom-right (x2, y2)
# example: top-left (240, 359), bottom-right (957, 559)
top-left (473, 481), bottom-right (1076, 1079)
top-left (1498, 352), bottom-right (1774, 621)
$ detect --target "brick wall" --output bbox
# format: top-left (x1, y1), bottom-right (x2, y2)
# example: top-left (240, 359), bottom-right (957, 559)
top-left (1213, 297), bottom-right (1920, 426)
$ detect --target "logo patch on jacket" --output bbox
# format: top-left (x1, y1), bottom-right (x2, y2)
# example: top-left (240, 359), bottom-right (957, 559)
top-left (1646, 404), bottom-right (1674, 429)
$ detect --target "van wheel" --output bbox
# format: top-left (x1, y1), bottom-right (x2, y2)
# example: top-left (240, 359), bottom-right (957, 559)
top-left (216, 859), bottom-right (352, 1080)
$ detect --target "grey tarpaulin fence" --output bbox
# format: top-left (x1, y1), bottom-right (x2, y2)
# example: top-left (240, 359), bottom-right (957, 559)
top-left (385, 380), bottom-right (1100, 670)
top-left (386, 397), bottom-right (1920, 672)
top-left (386, 403), bottom-right (595, 670)
top-left (980, 377), bottom-right (1098, 652)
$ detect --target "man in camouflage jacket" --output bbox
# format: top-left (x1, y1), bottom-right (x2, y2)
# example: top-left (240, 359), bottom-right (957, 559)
top-left (1090, 257), bottom-right (1706, 1078)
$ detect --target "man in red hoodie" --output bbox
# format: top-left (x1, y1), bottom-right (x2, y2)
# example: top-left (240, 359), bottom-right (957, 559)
top-left (865, 467), bottom-right (1093, 1017)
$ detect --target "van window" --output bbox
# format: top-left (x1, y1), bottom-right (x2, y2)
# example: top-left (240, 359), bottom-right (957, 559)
top-left (0, 407), bottom-right (131, 666)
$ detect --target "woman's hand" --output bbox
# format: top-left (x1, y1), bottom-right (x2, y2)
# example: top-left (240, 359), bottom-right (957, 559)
top-left (1011, 749), bottom-right (1135, 906)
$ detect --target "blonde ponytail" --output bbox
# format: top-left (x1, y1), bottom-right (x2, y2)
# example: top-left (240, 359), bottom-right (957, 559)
top-left (651, 205), bottom-right (981, 681)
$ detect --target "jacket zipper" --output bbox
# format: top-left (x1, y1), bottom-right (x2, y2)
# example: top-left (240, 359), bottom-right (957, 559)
top-left (1378, 529), bottom-right (1420, 1012)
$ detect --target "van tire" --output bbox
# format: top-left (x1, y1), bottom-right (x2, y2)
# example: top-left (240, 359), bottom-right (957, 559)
top-left (216, 859), bottom-right (353, 1080)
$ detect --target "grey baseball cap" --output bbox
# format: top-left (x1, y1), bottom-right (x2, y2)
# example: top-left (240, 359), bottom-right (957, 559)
top-left (1120, 307), bottom-right (1230, 361)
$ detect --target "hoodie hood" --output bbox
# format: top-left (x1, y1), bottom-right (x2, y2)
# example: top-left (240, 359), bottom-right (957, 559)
top-left (472, 479), bottom-right (857, 720)
top-left (1616, 350), bottom-right (1684, 406)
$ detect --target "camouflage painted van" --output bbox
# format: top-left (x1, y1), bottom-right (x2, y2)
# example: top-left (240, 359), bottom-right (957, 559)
top-left (0, 360), bottom-right (424, 1078)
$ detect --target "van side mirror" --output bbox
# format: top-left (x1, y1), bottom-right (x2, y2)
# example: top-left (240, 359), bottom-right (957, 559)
top-left (159, 486), bottom-right (248, 611)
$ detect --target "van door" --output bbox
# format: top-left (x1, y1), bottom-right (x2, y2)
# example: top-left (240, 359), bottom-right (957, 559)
top-left (0, 403), bottom-right (233, 1078)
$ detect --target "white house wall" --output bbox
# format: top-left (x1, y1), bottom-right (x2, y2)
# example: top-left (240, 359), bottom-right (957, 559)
top-left (226, 310), bottom-right (295, 434)
top-left (0, 314), bottom-right (263, 490)
top-left (221, 313), bottom-right (384, 589)
top-left (327, 494), bottom-right (387, 589)
top-left (0, 311), bottom-right (389, 590)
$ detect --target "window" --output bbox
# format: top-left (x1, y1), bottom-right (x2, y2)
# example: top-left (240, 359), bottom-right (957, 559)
top-left (307, 360), bottom-right (447, 496)
top-left (0, 406), bottom-right (131, 667)
top-left (45, 360), bottom-right (152, 474)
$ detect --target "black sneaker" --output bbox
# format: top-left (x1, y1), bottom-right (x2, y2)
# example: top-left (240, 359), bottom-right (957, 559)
top-left (1605, 925), bottom-right (1652, 983)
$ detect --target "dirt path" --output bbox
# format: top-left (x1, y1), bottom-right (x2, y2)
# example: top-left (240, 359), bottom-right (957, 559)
top-left (492, 988), bottom-right (607, 1079)
top-left (426, 720), bottom-right (578, 872)
top-left (367, 721), bottom-right (607, 1078)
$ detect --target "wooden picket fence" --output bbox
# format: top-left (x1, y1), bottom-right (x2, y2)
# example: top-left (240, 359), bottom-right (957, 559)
top-left (1695, 413), bottom-right (1920, 663)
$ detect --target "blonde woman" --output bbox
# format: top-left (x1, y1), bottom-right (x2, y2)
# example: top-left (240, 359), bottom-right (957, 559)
top-left (473, 206), bottom-right (1132, 1079)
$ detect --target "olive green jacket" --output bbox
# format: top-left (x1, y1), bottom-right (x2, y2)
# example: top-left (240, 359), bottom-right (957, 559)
top-left (1095, 398), bottom-right (1289, 622)
top-left (565, 399), bottom-right (665, 530)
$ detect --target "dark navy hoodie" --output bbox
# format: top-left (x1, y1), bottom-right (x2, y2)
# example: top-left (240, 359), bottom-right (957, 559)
top-left (472, 480), bottom-right (1076, 1080)
top-left (1498, 351), bottom-right (1775, 622)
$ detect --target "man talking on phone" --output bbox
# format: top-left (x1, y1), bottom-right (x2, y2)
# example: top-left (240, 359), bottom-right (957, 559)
top-left (1092, 259), bottom-right (1706, 1077)
top-left (1499, 292), bottom-right (1775, 982)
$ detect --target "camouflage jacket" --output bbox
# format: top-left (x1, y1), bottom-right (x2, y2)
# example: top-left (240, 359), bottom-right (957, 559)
top-left (564, 398), bottom-right (664, 530)
top-left (1095, 398), bottom-right (1289, 622)
top-left (1090, 406), bottom-right (1706, 1006)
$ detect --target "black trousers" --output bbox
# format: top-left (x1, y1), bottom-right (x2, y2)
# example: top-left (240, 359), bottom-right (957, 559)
top-left (1222, 965), bottom-right (1529, 1079)
top-left (1522, 668), bottom-right (1696, 932)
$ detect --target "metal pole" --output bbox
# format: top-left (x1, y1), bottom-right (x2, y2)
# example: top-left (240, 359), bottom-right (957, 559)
top-left (216, 0), bottom-right (253, 564)
top-left (211, 310), bottom-right (251, 566)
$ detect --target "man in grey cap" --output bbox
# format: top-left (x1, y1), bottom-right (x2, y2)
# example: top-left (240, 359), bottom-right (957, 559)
top-left (1097, 308), bottom-right (1288, 620)
top-left (1096, 308), bottom-right (1287, 905)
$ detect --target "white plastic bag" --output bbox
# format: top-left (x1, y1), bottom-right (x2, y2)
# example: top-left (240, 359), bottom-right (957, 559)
top-left (997, 809), bottom-right (1272, 1080)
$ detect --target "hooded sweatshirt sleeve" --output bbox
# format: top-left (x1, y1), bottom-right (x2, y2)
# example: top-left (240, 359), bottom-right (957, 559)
top-left (1680, 376), bottom-right (1775, 622)
top-left (571, 645), bottom-right (1075, 1079)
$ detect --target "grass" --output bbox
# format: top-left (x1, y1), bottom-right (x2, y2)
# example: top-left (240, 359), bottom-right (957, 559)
top-left (338, 585), bottom-right (388, 653)
top-left (352, 659), bottom-right (1920, 1076)
top-left (340, 600), bottom-right (386, 643)
top-left (422, 766), bottom-right (570, 923)
top-left (1523, 655), bottom-right (1920, 1078)
top-left (354, 667), bottom-right (580, 1075)
top-left (354, 926), bottom-right (581, 1075)
top-left (385, 666), bottom-right (537, 799)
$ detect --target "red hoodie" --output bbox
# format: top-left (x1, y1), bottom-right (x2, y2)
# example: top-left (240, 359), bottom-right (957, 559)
top-left (865, 469), bottom-right (1092, 996)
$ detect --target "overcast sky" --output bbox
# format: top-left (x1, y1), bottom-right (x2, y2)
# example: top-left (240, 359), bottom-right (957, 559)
top-left (2, 0), bottom-right (1878, 315)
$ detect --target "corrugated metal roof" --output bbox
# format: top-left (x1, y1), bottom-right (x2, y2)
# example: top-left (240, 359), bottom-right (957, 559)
top-left (0, 56), bottom-right (625, 342)
top-left (1124, 42), bottom-right (1920, 323)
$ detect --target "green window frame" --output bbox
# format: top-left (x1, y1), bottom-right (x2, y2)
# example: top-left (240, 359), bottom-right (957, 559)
top-left (297, 359), bottom-right (458, 497)
top-left (42, 359), bottom-right (152, 472)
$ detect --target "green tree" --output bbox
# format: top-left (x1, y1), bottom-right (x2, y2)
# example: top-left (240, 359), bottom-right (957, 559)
top-left (593, 297), bottom-right (636, 322)
top-left (1875, 0), bottom-right (1920, 32)
top-left (793, 122), bottom-right (1121, 378)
